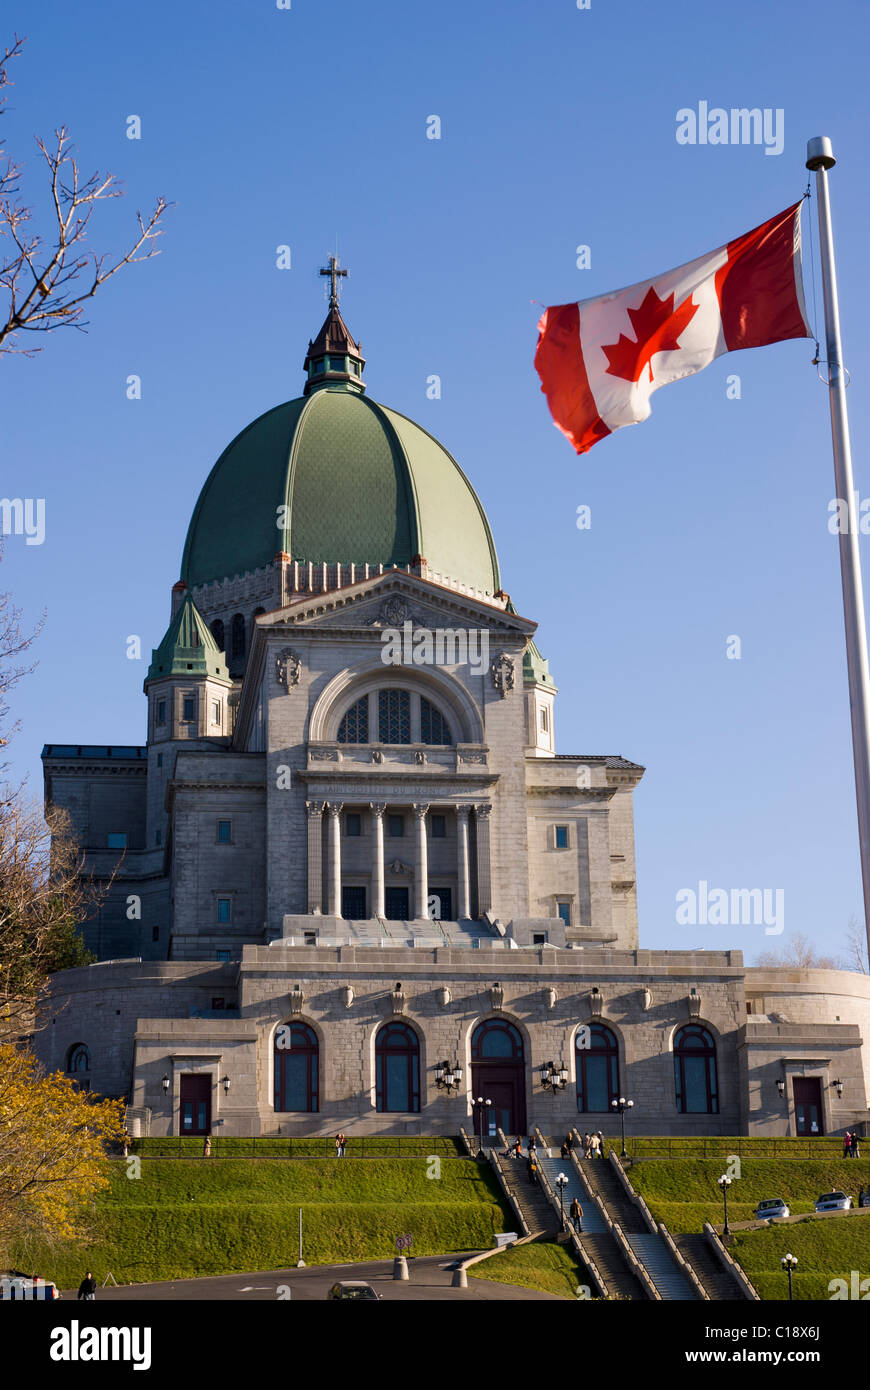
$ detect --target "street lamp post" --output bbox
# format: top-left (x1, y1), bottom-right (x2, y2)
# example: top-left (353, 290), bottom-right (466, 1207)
top-left (556, 1172), bottom-right (569, 1231)
top-left (782, 1252), bottom-right (798, 1301)
top-left (718, 1174), bottom-right (732, 1237)
top-left (476, 1096), bottom-right (492, 1155)
top-left (610, 1096), bottom-right (634, 1158)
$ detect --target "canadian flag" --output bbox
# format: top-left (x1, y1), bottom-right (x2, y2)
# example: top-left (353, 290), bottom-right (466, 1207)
top-left (534, 202), bottom-right (811, 455)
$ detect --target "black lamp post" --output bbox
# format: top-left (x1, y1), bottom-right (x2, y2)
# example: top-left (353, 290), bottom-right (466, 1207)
top-left (476, 1096), bottom-right (492, 1153)
top-left (610, 1096), bottom-right (634, 1158)
top-left (781, 1252), bottom-right (798, 1300)
top-left (556, 1172), bottom-right (569, 1231)
top-left (718, 1174), bottom-right (732, 1237)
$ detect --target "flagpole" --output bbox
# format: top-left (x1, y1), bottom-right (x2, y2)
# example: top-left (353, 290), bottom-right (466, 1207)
top-left (806, 136), bottom-right (870, 964)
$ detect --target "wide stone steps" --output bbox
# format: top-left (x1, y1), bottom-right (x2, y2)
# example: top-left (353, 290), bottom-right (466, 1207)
top-left (579, 1155), bottom-right (649, 1234)
top-left (625, 1233), bottom-right (697, 1300)
top-left (497, 1159), bottom-right (559, 1239)
top-left (671, 1233), bottom-right (745, 1300)
top-left (536, 1157), bottom-right (607, 1232)
top-left (580, 1234), bottom-right (646, 1301)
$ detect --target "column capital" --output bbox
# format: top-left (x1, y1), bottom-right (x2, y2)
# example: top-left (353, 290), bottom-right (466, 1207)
top-left (306, 800), bottom-right (325, 819)
top-left (475, 803), bottom-right (493, 821)
top-left (455, 804), bottom-right (472, 821)
top-left (369, 802), bottom-right (387, 818)
top-left (326, 801), bottom-right (344, 818)
top-left (411, 803), bottom-right (430, 820)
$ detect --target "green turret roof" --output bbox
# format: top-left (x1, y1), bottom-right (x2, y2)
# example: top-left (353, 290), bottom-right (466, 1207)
top-left (523, 639), bottom-right (556, 688)
top-left (146, 595), bottom-right (231, 684)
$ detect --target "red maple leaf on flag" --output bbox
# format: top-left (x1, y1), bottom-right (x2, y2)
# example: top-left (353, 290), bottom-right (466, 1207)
top-left (602, 285), bottom-right (699, 384)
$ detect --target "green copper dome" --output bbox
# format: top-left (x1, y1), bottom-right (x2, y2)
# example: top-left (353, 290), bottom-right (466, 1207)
top-left (180, 384), bottom-right (502, 596)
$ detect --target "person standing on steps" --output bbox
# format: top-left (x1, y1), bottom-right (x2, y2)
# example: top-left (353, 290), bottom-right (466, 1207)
top-left (589, 1132), bottom-right (601, 1161)
top-left (583, 1132), bottom-right (592, 1159)
top-left (569, 1196), bottom-right (583, 1233)
top-left (596, 1130), bottom-right (605, 1160)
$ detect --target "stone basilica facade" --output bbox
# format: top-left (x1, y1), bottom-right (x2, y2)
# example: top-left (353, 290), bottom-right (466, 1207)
top-left (37, 275), bottom-right (870, 1141)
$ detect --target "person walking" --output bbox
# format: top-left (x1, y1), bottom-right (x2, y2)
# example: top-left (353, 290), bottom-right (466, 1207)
top-left (564, 1132), bottom-right (574, 1155)
top-left (527, 1136), bottom-right (537, 1162)
top-left (202, 1135), bottom-right (211, 1158)
top-left (844, 1131), bottom-right (852, 1159)
top-left (852, 1133), bottom-right (861, 1159)
top-left (596, 1130), bottom-right (605, 1160)
top-left (77, 1272), bottom-right (97, 1301)
top-left (583, 1132), bottom-right (592, 1159)
top-left (590, 1132), bottom-right (601, 1161)
top-left (560, 1138), bottom-right (570, 1159)
top-left (335, 1132), bottom-right (346, 1157)
top-left (569, 1196), bottom-right (583, 1234)
top-left (513, 1136), bottom-right (522, 1160)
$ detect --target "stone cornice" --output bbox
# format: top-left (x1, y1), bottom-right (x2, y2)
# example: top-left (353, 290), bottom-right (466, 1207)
top-left (525, 785), bottom-right (616, 802)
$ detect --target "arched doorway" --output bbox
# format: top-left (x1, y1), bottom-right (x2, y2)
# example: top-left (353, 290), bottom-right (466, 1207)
top-left (471, 1018), bottom-right (526, 1139)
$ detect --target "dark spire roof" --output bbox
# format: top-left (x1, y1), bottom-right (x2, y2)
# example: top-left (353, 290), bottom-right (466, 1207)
top-left (303, 257), bottom-right (366, 395)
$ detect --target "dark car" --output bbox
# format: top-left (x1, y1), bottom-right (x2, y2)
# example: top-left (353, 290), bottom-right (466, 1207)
top-left (326, 1280), bottom-right (381, 1301)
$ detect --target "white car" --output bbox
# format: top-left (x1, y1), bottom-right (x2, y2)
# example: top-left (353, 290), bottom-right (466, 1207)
top-left (0, 1270), bottom-right (60, 1300)
top-left (756, 1198), bottom-right (790, 1221)
top-left (814, 1191), bottom-right (852, 1213)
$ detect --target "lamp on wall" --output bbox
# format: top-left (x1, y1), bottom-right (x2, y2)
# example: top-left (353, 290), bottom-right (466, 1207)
top-left (161, 1073), bottom-right (170, 1095)
top-left (434, 1061), bottom-right (463, 1094)
top-left (222, 1075), bottom-right (231, 1095)
top-left (833, 1078), bottom-right (844, 1100)
top-left (541, 1061), bottom-right (568, 1092)
top-left (776, 1077), bottom-right (786, 1098)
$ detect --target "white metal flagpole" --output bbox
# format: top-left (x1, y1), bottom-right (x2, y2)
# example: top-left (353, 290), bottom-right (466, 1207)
top-left (806, 136), bottom-right (870, 965)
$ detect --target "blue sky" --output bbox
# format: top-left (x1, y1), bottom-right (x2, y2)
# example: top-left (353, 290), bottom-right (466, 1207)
top-left (2, 0), bottom-right (869, 960)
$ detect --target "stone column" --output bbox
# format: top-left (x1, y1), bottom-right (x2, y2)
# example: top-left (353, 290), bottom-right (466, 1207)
top-left (412, 803), bottom-right (430, 920)
top-left (475, 804), bottom-right (493, 918)
top-left (326, 802), bottom-right (343, 916)
top-left (306, 802), bottom-right (325, 913)
top-left (456, 806), bottom-right (471, 919)
top-left (370, 802), bottom-right (386, 918)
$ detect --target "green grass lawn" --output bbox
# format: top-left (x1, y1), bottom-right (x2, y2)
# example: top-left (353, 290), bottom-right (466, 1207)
top-left (13, 1157), bottom-right (511, 1287)
top-left (468, 1240), bottom-right (588, 1300)
top-left (729, 1217), bottom-right (870, 1301)
top-left (629, 1158), bottom-right (870, 1232)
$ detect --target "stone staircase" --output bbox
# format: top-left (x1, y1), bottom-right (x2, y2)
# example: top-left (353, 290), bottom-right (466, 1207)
top-left (536, 1144), bottom-right (645, 1300)
top-left (671, 1233), bottom-right (746, 1300)
top-left (625, 1233), bottom-right (696, 1300)
top-left (494, 1154), bottom-right (560, 1239)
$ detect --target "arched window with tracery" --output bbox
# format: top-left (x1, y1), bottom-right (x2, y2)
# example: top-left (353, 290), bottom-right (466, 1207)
top-left (421, 696), bottom-right (451, 745)
top-left (674, 1024), bottom-right (719, 1113)
top-left (576, 1023), bottom-right (619, 1112)
top-left (375, 1021), bottom-right (420, 1112)
top-left (338, 696), bottom-right (368, 744)
top-left (274, 1022), bottom-right (319, 1112)
top-left (471, 1018), bottom-right (524, 1061)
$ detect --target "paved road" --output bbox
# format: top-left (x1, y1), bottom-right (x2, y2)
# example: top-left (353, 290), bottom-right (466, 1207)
top-left (61, 1255), bottom-right (559, 1302)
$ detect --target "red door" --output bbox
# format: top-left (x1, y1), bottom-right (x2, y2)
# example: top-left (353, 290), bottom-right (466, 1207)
top-left (793, 1077), bottom-right (823, 1136)
top-left (471, 1066), bottom-right (526, 1139)
top-left (180, 1075), bottom-right (212, 1135)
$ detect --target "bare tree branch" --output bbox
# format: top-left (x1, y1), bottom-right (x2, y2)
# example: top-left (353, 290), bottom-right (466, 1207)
top-left (0, 35), bottom-right (170, 357)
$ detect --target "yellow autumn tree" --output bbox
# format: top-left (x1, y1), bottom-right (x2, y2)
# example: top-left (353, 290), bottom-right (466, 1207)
top-left (0, 1044), bottom-right (124, 1262)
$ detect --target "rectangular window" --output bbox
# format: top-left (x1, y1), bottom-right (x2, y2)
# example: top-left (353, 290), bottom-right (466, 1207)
top-left (216, 950), bottom-right (230, 962)
top-left (107, 832), bottom-right (127, 850)
top-left (540, 707), bottom-right (549, 732)
top-left (533, 932), bottom-right (547, 946)
top-left (557, 901), bottom-right (572, 926)
top-left (182, 695), bottom-right (196, 722)
top-left (157, 699), bottom-right (166, 725)
top-left (217, 819), bottom-right (231, 844)
top-left (303, 931), bottom-right (317, 947)
top-left (217, 897), bottom-right (232, 923)
top-left (388, 814), bottom-right (404, 838)
top-left (554, 825), bottom-right (569, 849)
top-left (211, 700), bottom-right (221, 725)
top-left (157, 752), bottom-right (163, 768)
top-left (345, 812), bottom-right (362, 837)
top-left (431, 814), bottom-right (446, 839)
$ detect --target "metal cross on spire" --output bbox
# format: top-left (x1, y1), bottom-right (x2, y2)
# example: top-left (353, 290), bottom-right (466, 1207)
top-left (319, 254), bottom-right (348, 309)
